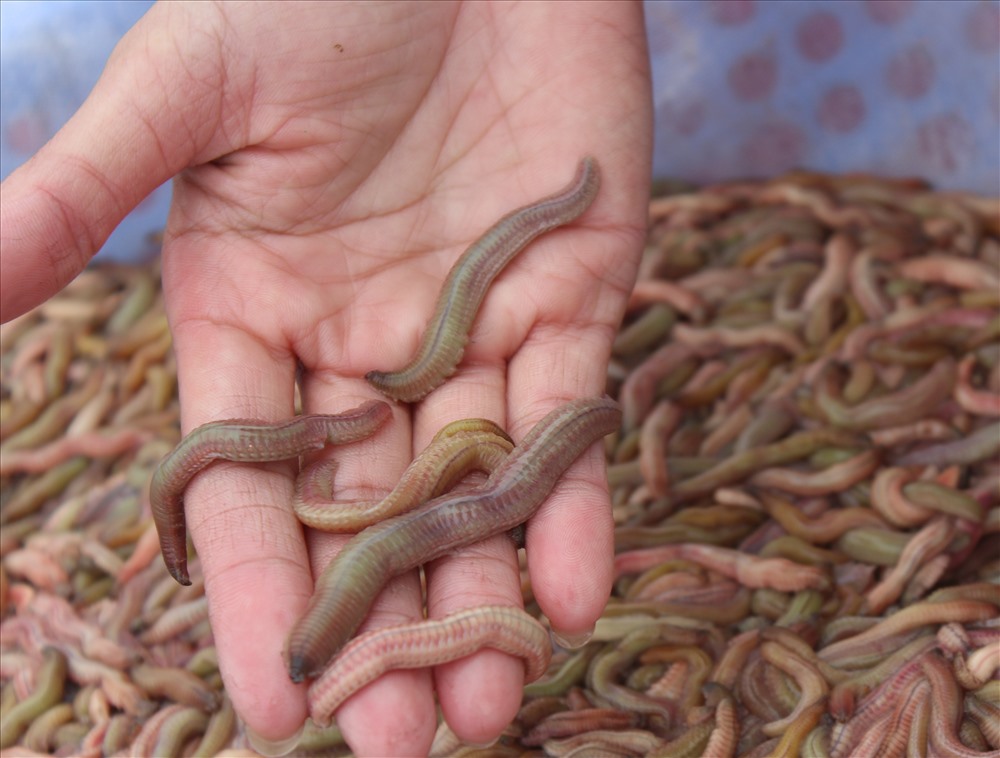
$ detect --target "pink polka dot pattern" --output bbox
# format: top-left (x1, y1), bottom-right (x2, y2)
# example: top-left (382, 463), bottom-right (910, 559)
top-left (818, 85), bottom-right (866, 134)
top-left (659, 99), bottom-right (708, 137)
top-left (865, 0), bottom-right (914, 25)
top-left (796, 11), bottom-right (844, 63)
top-left (707, 0), bottom-right (756, 26)
top-left (727, 48), bottom-right (777, 101)
top-left (965, 3), bottom-right (1000, 53)
top-left (648, 0), bottom-right (999, 194)
top-left (645, 4), bottom-right (681, 54)
top-left (886, 44), bottom-right (935, 99)
top-left (3, 0), bottom-right (998, 268)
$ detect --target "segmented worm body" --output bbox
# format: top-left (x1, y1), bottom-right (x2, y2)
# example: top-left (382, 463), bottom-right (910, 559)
top-left (365, 157), bottom-right (602, 402)
top-left (0, 647), bottom-right (67, 749)
top-left (294, 418), bottom-right (513, 531)
top-left (285, 397), bottom-right (622, 681)
top-left (149, 401), bottom-right (391, 585)
top-left (308, 605), bottom-right (550, 726)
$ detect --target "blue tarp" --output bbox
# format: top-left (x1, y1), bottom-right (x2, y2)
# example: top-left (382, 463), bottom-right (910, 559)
top-left (2, 0), bottom-right (997, 261)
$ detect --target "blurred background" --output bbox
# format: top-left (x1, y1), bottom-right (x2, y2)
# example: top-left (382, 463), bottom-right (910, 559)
top-left (2, 0), bottom-right (998, 262)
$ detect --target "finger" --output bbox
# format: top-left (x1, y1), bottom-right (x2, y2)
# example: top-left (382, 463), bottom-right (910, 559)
top-left (170, 321), bottom-right (310, 743)
top-left (414, 363), bottom-right (528, 745)
top-left (0, 4), bottom-right (224, 321)
top-left (298, 373), bottom-right (438, 756)
top-left (426, 534), bottom-right (524, 744)
top-left (494, 142), bottom-right (644, 642)
top-left (507, 324), bottom-right (617, 642)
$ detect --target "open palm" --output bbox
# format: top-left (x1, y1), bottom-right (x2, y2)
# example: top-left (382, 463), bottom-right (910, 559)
top-left (0, 2), bottom-right (652, 754)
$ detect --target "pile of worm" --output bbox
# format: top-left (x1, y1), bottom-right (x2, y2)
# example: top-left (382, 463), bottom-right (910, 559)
top-left (2, 171), bottom-right (998, 757)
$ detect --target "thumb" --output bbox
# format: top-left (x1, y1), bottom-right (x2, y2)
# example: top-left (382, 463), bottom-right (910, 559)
top-left (0, 3), bottom-right (231, 322)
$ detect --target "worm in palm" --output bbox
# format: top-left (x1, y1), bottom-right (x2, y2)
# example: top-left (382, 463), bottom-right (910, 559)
top-left (294, 418), bottom-right (512, 531)
top-left (285, 396), bottom-right (621, 682)
top-left (149, 400), bottom-right (391, 585)
top-left (365, 157), bottom-right (601, 402)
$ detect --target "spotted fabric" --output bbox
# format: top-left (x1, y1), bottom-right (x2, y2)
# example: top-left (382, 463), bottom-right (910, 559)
top-left (648, 0), bottom-right (999, 189)
top-left (1, 0), bottom-right (997, 261)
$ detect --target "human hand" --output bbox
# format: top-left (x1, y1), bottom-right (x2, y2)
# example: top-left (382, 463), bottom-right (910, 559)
top-left (0, 1), bottom-right (652, 754)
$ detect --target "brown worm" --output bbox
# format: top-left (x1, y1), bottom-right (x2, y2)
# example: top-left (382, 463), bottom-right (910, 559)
top-left (366, 157), bottom-right (601, 402)
top-left (149, 400), bottom-right (391, 585)
top-left (285, 397), bottom-right (621, 681)
top-left (294, 418), bottom-right (513, 531)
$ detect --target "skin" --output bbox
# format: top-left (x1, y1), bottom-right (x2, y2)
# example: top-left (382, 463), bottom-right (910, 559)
top-left (0, 2), bottom-right (652, 754)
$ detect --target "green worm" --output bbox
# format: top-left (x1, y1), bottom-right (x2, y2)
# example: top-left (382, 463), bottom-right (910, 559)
top-left (149, 400), bottom-right (391, 585)
top-left (366, 157), bottom-right (601, 402)
top-left (285, 397), bottom-right (621, 681)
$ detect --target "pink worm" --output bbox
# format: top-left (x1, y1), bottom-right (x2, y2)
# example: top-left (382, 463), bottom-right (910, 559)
top-left (308, 605), bottom-right (550, 726)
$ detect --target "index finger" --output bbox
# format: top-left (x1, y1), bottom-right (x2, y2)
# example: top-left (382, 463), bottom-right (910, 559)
top-left (167, 320), bottom-right (311, 744)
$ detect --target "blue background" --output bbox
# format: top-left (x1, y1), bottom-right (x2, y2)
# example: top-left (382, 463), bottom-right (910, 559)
top-left (2, 0), bottom-right (997, 262)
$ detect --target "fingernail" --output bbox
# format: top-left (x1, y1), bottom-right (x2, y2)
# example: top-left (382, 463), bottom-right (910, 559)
top-left (246, 723), bottom-right (303, 757)
top-left (551, 627), bottom-right (594, 649)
